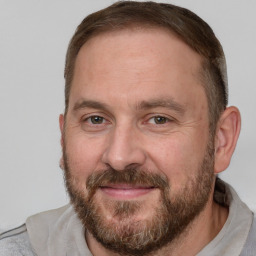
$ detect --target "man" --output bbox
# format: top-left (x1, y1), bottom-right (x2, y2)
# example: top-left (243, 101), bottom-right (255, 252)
top-left (0, 1), bottom-right (255, 255)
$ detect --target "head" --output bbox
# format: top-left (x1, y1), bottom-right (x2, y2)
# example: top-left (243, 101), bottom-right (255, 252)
top-left (60, 1), bottom-right (240, 255)
top-left (64, 1), bottom-right (228, 134)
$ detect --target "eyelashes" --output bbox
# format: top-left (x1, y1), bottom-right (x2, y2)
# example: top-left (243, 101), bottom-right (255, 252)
top-left (80, 113), bottom-right (175, 133)
top-left (147, 116), bottom-right (172, 125)
top-left (85, 116), bottom-right (107, 125)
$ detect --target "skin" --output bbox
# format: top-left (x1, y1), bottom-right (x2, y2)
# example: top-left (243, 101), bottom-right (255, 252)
top-left (60, 27), bottom-right (241, 255)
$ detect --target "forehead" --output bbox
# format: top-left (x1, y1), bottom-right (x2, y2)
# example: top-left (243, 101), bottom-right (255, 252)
top-left (75, 27), bottom-right (203, 74)
top-left (70, 27), bottom-right (207, 114)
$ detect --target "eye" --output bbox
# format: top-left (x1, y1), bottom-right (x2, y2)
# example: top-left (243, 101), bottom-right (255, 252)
top-left (86, 116), bottom-right (106, 124)
top-left (148, 116), bottom-right (170, 125)
top-left (81, 114), bottom-right (111, 132)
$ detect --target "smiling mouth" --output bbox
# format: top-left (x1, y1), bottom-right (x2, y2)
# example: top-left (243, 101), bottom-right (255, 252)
top-left (99, 184), bottom-right (156, 200)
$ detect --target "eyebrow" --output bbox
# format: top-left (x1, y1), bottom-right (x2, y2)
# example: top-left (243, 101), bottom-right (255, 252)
top-left (73, 98), bottom-right (186, 115)
top-left (137, 98), bottom-right (186, 115)
top-left (73, 100), bottom-right (109, 112)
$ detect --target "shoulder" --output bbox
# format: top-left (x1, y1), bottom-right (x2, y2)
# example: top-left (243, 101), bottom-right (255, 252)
top-left (241, 216), bottom-right (256, 256)
top-left (0, 224), bottom-right (35, 256)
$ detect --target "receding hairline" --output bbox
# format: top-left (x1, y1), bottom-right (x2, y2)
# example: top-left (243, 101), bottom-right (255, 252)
top-left (70, 21), bottom-right (207, 68)
top-left (69, 24), bottom-right (208, 106)
top-left (67, 24), bottom-right (219, 137)
top-left (64, 1), bottom-right (227, 135)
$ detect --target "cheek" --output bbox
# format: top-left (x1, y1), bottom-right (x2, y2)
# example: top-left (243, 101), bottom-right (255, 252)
top-left (147, 132), bottom-right (208, 189)
top-left (64, 134), bottom-right (106, 180)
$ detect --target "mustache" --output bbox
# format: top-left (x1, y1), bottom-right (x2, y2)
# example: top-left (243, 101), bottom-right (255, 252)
top-left (86, 167), bottom-right (169, 198)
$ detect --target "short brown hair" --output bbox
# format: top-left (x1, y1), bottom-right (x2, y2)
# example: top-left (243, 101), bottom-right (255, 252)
top-left (64, 1), bottom-right (228, 133)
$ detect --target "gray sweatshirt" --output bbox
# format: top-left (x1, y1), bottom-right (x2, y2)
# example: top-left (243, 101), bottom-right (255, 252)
top-left (1, 180), bottom-right (255, 256)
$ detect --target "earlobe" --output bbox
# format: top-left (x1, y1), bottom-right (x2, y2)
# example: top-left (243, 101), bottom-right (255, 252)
top-left (214, 106), bottom-right (241, 174)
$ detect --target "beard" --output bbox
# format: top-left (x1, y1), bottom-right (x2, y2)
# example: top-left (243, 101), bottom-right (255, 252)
top-left (63, 140), bottom-right (215, 256)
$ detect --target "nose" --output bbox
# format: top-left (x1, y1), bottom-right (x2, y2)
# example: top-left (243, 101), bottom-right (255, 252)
top-left (102, 125), bottom-right (146, 171)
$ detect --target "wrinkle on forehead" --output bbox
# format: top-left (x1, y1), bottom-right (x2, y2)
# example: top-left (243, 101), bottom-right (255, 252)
top-left (74, 27), bottom-right (204, 82)
top-left (70, 27), bottom-right (208, 124)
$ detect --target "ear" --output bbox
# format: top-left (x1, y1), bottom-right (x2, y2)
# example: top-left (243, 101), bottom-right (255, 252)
top-left (214, 106), bottom-right (241, 174)
top-left (59, 114), bottom-right (65, 147)
top-left (59, 114), bottom-right (65, 170)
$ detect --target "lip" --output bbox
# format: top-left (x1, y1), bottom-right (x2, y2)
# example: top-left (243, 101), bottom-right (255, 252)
top-left (99, 184), bottom-right (155, 200)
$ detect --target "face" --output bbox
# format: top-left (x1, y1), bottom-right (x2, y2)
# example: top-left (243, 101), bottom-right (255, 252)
top-left (61, 28), bottom-right (215, 255)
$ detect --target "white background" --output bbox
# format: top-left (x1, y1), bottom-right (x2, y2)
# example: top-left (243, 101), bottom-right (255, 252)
top-left (0, 0), bottom-right (256, 230)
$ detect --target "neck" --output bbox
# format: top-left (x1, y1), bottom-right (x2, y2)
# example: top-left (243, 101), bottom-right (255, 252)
top-left (158, 199), bottom-right (228, 256)
top-left (85, 198), bottom-right (228, 256)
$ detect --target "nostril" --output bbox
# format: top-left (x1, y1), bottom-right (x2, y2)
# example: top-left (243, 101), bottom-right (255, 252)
top-left (125, 163), bottom-right (141, 170)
